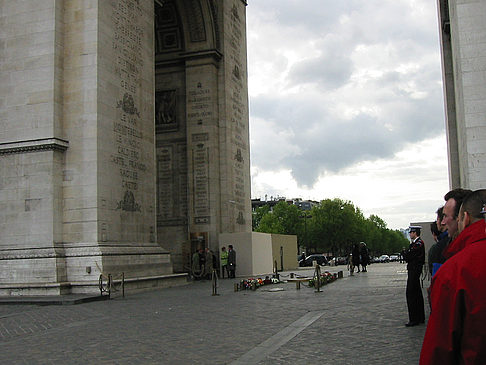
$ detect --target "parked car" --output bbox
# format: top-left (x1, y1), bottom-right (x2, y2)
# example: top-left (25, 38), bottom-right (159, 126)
top-left (335, 256), bottom-right (348, 266)
top-left (299, 254), bottom-right (328, 267)
top-left (389, 255), bottom-right (399, 262)
top-left (377, 254), bottom-right (390, 263)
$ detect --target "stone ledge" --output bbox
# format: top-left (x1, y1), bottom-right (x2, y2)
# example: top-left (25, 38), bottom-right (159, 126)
top-left (0, 273), bottom-right (189, 297)
top-left (0, 138), bottom-right (69, 155)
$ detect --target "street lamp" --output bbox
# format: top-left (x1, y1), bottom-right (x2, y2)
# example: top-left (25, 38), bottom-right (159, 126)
top-left (299, 212), bottom-right (312, 253)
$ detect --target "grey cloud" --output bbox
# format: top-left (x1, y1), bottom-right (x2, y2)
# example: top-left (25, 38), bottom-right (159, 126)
top-left (288, 50), bottom-right (353, 90)
top-left (248, 0), bottom-right (445, 187)
top-left (250, 87), bottom-right (444, 187)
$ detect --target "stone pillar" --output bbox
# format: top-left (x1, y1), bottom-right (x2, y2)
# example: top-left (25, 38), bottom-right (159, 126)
top-left (219, 0), bottom-right (252, 234)
top-left (185, 0), bottom-right (252, 256)
top-left (0, 0), bottom-right (69, 294)
top-left (0, 0), bottom-right (177, 295)
top-left (438, 0), bottom-right (486, 189)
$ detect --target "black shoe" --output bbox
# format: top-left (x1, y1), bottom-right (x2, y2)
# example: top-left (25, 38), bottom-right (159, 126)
top-left (405, 322), bottom-right (419, 327)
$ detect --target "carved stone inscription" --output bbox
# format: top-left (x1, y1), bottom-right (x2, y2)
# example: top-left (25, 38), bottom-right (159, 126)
top-left (193, 145), bottom-right (210, 224)
top-left (158, 147), bottom-right (173, 218)
top-left (187, 83), bottom-right (213, 225)
top-left (110, 0), bottom-right (146, 211)
top-left (157, 144), bottom-right (188, 225)
top-left (187, 84), bottom-right (212, 125)
top-left (228, 3), bottom-right (247, 224)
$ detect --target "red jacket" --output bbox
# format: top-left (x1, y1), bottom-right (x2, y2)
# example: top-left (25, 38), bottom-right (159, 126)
top-left (420, 219), bottom-right (486, 364)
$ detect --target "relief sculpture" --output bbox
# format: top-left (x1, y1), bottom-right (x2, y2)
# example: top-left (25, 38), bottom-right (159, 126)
top-left (156, 90), bottom-right (176, 125)
top-left (117, 190), bottom-right (141, 212)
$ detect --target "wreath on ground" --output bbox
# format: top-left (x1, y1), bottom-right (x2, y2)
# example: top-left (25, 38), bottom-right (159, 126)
top-left (308, 272), bottom-right (337, 287)
top-left (239, 276), bottom-right (280, 290)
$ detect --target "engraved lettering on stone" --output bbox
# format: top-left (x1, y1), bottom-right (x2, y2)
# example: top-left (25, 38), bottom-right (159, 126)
top-left (187, 84), bottom-right (212, 125)
top-left (193, 145), bottom-right (210, 223)
top-left (109, 0), bottom-right (147, 210)
top-left (192, 133), bottom-right (209, 142)
top-left (158, 147), bottom-right (173, 218)
top-left (227, 5), bottom-right (247, 225)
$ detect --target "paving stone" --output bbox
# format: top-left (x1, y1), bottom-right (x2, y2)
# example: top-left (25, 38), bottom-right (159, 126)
top-left (0, 263), bottom-right (429, 364)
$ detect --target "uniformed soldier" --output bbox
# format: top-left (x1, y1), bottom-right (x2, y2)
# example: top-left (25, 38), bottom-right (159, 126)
top-left (402, 225), bottom-right (426, 327)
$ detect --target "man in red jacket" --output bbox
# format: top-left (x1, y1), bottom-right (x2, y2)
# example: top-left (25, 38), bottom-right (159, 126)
top-left (420, 189), bottom-right (486, 364)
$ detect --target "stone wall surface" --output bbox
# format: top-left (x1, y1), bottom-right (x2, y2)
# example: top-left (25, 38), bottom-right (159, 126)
top-left (440, 0), bottom-right (486, 189)
top-left (153, 0), bottom-right (252, 272)
top-left (0, 0), bottom-right (254, 295)
top-left (0, 0), bottom-right (68, 294)
top-left (0, 0), bottom-right (176, 295)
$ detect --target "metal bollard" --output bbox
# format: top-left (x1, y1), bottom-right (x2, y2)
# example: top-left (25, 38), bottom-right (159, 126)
top-left (122, 272), bottom-right (125, 298)
top-left (314, 265), bottom-right (322, 293)
top-left (211, 269), bottom-right (219, 296)
top-left (234, 283), bottom-right (239, 292)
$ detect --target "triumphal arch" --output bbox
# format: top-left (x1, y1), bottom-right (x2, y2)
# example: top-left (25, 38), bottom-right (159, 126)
top-left (0, 0), bottom-right (251, 295)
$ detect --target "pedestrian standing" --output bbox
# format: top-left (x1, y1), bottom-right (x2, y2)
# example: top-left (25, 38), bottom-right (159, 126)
top-left (402, 225), bottom-right (425, 327)
top-left (420, 189), bottom-right (486, 364)
top-left (204, 247), bottom-right (214, 279)
top-left (220, 246), bottom-right (228, 278)
top-left (347, 253), bottom-right (355, 276)
top-left (359, 242), bottom-right (369, 272)
top-left (351, 243), bottom-right (360, 274)
top-left (192, 248), bottom-right (203, 280)
top-left (227, 245), bottom-right (236, 278)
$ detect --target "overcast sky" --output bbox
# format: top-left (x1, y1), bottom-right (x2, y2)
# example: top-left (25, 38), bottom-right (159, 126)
top-left (246, 0), bottom-right (450, 230)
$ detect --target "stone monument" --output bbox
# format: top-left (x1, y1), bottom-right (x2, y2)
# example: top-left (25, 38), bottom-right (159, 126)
top-left (0, 0), bottom-right (251, 295)
top-left (437, 0), bottom-right (486, 189)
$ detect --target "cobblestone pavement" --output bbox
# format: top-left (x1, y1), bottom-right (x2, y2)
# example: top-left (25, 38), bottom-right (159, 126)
top-left (0, 262), bottom-right (430, 364)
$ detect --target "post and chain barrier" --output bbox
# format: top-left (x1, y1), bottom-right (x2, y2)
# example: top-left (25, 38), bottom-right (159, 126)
top-left (273, 260), bottom-right (279, 280)
top-left (314, 264), bottom-right (322, 293)
top-left (99, 272), bottom-right (125, 298)
top-left (211, 269), bottom-right (219, 296)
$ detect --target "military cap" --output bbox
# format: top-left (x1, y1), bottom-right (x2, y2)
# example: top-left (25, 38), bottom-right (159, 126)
top-left (408, 225), bottom-right (422, 233)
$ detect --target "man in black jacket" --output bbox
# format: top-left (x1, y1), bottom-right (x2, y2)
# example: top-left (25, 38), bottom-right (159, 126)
top-left (227, 245), bottom-right (236, 278)
top-left (403, 225), bottom-right (425, 327)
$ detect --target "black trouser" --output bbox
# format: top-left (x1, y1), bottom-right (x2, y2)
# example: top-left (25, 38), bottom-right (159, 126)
top-left (406, 266), bottom-right (425, 323)
top-left (228, 264), bottom-right (235, 278)
top-left (221, 265), bottom-right (228, 278)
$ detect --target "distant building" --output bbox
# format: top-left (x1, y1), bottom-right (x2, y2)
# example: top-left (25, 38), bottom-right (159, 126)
top-left (251, 197), bottom-right (318, 212)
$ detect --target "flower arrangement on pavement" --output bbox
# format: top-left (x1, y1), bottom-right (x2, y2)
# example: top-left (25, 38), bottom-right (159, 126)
top-left (239, 276), bottom-right (280, 290)
top-left (308, 271), bottom-right (337, 287)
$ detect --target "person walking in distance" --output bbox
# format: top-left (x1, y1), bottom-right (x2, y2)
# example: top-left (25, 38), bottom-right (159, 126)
top-left (402, 225), bottom-right (425, 327)
top-left (227, 245), bottom-right (236, 278)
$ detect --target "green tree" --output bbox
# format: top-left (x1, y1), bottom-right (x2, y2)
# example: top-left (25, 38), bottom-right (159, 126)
top-left (252, 205), bottom-right (270, 231)
top-left (256, 212), bottom-right (284, 233)
top-left (252, 197), bottom-right (410, 258)
top-left (308, 199), bottom-right (361, 255)
top-left (254, 201), bottom-right (302, 235)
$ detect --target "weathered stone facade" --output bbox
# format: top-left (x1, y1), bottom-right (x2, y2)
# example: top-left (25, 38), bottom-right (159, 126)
top-left (0, 0), bottom-right (251, 295)
top-left (437, 0), bottom-right (486, 189)
top-left (154, 0), bottom-right (251, 272)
